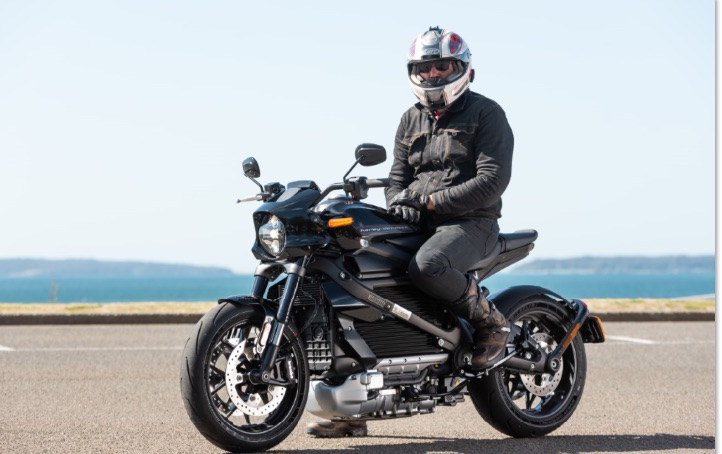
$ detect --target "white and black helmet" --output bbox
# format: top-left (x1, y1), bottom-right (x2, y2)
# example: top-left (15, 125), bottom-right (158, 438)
top-left (407, 26), bottom-right (474, 109)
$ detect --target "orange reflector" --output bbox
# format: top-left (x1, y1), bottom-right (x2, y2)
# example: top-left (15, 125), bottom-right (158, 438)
top-left (328, 217), bottom-right (354, 228)
top-left (562, 323), bottom-right (582, 350)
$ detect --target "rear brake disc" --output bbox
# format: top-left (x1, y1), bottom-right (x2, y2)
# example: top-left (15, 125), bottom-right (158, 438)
top-left (520, 332), bottom-right (563, 397)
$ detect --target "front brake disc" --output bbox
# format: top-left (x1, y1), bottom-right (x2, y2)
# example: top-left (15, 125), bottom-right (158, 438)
top-left (225, 339), bottom-right (287, 416)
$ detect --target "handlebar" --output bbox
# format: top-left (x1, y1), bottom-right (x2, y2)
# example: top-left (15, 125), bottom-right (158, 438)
top-left (365, 178), bottom-right (390, 188)
top-left (315, 177), bottom-right (389, 205)
top-left (239, 177), bottom-right (390, 205)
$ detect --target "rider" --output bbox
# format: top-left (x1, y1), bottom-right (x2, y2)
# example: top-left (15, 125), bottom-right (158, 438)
top-left (307, 26), bottom-right (515, 438)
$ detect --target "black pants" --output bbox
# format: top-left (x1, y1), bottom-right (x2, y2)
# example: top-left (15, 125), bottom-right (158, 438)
top-left (407, 217), bottom-right (499, 303)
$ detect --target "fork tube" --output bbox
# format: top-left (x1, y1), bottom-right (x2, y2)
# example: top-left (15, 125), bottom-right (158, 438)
top-left (250, 276), bottom-right (268, 298)
top-left (255, 257), bottom-right (308, 379)
top-left (250, 263), bottom-right (286, 298)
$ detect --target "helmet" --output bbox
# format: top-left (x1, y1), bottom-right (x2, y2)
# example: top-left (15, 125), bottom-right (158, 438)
top-left (407, 27), bottom-right (474, 109)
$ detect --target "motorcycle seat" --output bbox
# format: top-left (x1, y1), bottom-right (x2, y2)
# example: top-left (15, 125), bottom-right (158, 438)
top-left (499, 229), bottom-right (538, 251)
top-left (468, 229), bottom-right (538, 272)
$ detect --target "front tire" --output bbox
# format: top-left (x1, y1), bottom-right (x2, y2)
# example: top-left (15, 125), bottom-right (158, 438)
top-left (468, 295), bottom-right (587, 437)
top-left (180, 302), bottom-right (309, 452)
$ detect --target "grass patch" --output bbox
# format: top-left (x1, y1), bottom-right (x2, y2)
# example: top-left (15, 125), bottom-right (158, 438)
top-left (63, 304), bottom-right (103, 312)
top-left (584, 298), bottom-right (714, 313)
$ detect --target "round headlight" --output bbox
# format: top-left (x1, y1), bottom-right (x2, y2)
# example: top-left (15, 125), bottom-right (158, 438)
top-left (258, 215), bottom-right (286, 257)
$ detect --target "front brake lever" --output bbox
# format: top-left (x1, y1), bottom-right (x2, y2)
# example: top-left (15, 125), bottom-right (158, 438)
top-left (237, 195), bottom-right (265, 203)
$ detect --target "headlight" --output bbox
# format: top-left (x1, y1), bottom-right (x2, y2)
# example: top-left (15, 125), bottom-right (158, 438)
top-left (258, 215), bottom-right (286, 258)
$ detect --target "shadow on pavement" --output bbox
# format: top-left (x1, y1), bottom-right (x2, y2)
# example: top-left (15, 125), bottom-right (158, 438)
top-left (266, 433), bottom-right (715, 454)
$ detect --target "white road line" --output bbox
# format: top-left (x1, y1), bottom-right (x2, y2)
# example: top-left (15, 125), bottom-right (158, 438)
top-left (0, 345), bottom-right (15, 351)
top-left (0, 346), bottom-right (183, 352)
top-left (606, 335), bottom-right (658, 344)
top-left (657, 340), bottom-right (716, 345)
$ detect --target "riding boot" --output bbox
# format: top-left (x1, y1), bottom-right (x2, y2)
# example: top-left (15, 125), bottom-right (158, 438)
top-left (447, 275), bottom-right (511, 369)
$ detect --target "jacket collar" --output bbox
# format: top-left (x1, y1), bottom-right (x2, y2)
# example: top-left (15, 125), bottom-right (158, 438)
top-left (415, 90), bottom-right (470, 117)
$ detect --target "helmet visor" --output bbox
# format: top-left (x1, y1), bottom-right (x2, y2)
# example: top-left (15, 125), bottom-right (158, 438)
top-left (409, 60), bottom-right (465, 87)
top-left (415, 60), bottom-right (452, 73)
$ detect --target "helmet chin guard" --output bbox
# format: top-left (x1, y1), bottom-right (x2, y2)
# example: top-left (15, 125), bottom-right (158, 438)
top-left (407, 27), bottom-right (473, 109)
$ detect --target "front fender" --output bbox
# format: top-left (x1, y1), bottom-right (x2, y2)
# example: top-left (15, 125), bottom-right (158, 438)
top-left (217, 295), bottom-right (304, 341)
top-left (218, 295), bottom-right (277, 319)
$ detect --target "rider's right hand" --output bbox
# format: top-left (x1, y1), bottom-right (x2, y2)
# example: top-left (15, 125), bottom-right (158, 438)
top-left (391, 204), bottom-right (421, 223)
top-left (388, 189), bottom-right (426, 223)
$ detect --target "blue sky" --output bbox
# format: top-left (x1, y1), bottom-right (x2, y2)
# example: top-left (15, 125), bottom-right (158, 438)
top-left (0, 1), bottom-right (714, 273)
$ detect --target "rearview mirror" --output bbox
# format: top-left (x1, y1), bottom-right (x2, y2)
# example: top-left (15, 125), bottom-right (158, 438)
top-left (355, 143), bottom-right (386, 167)
top-left (242, 157), bottom-right (261, 178)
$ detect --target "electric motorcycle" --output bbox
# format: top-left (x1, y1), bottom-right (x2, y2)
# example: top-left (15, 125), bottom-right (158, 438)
top-left (179, 143), bottom-right (606, 452)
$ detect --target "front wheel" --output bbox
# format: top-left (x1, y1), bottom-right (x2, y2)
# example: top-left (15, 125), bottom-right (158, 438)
top-left (180, 302), bottom-right (309, 452)
top-left (468, 295), bottom-right (587, 437)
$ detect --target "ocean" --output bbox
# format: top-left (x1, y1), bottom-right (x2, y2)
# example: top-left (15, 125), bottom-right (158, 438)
top-left (0, 272), bottom-right (715, 303)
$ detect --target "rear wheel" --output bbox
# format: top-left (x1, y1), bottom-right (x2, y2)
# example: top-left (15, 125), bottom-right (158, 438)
top-left (180, 302), bottom-right (308, 452)
top-left (468, 295), bottom-right (587, 437)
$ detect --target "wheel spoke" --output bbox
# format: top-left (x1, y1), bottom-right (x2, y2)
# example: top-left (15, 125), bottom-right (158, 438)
top-left (512, 373), bottom-right (523, 390)
top-left (224, 403), bottom-right (237, 420)
top-left (220, 339), bottom-right (236, 353)
top-left (541, 393), bottom-right (555, 407)
top-left (521, 320), bottom-right (530, 341)
top-left (509, 373), bottom-right (527, 400)
top-left (211, 380), bottom-right (226, 395)
top-left (525, 390), bottom-right (536, 410)
top-left (209, 364), bottom-right (225, 378)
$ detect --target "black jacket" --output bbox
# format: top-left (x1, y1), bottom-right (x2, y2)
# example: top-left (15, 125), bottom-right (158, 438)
top-left (385, 90), bottom-right (514, 225)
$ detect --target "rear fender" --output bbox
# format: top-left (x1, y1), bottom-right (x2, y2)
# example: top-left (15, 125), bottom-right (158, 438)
top-left (489, 285), bottom-right (604, 345)
top-left (488, 285), bottom-right (570, 315)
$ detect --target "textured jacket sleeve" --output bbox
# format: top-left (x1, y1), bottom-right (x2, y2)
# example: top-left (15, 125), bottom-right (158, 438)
top-left (385, 117), bottom-right (414, 207)
top-left (433, 104), bottom-right (514, 215)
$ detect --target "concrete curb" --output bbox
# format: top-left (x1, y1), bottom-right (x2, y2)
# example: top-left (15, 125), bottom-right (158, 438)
top-left (0, 313), bottom-right (205, 325)
top-left (0, 311), bottom-right (713, 325)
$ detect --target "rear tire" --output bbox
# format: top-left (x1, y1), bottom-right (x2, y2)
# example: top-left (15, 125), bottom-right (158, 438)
top-left (468, 295), bottom-right (587, 437)
top-left (180, 302), bottom-right (308, 452)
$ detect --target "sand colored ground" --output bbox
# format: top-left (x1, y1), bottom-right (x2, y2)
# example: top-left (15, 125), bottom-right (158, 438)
top-left (0, 298), bottom-right (713, 315)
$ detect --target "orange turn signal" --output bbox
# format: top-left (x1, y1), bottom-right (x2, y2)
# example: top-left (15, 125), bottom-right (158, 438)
top-left (328, 217), bottom-right (354, 228)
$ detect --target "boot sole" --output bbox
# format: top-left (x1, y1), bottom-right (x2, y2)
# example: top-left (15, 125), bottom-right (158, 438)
top-left (306, 427), bottom-right (368, 438)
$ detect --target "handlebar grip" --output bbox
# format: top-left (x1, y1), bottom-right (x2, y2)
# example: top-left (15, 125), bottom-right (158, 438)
top-left (365, 178), bottom-right (390, 188)
top-left (314, 178), bottom-right (389, 205)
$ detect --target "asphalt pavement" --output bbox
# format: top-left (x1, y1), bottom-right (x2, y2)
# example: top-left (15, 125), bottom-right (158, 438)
top-left (0, 321), bottom-right (715, 453)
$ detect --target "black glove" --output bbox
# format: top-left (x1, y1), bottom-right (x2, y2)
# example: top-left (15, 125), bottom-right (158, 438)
top-left (392, 204), bottom-right (421, 223)
top-left (388, 189), bottom-right (426, 223)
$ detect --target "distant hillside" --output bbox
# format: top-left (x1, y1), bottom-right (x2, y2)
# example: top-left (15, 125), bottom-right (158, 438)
top-left (511, 255), bottom-right (714, 274)
top-left (0, 259), bottom-right (236, 278)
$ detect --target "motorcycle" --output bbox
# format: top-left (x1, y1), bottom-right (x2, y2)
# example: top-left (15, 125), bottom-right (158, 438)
top-left (180, 143), bottom-right (606, 452)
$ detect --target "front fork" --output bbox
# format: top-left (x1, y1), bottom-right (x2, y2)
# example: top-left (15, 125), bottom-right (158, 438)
top-left (247, 257), bottom-right (309, 385)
